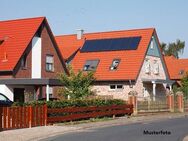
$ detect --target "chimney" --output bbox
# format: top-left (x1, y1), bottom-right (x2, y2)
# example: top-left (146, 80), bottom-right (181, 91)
top-left (76, 29), bottom-right (84, 40)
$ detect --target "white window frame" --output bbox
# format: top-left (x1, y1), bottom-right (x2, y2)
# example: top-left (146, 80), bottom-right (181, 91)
top-left (109, 84), bottom-right (124, 91)
top-left (46, 55), bottom-right (54, 72)
top-left (110, 59), bottom-right (120, 71)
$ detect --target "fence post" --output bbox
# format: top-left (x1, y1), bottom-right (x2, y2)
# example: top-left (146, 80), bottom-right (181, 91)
top-left (0, 107), bottom-right (2, 132)
top-left (167, 93), bottom-right (174, 112)
top-left (128, 94), bottom-right (137, 115)
top-left (43, 104), bottom-right (47, 126)
top-left (176, 91), bottom-right (184, 112)
top-left (28, 106), bottom-right (32, 128)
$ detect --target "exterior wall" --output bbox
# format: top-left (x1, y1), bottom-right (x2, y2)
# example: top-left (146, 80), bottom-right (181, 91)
top-left (24, 86), bottom-right (36, 102)
top-left (41, 26), bottom-right (65, 78)
top-left (15, 44), bottom-right (32, 78)
top-left (0, 75), bottom-right (12, 78)
top-left (15, 25), bottom-right (65, 79)
top-left (147, 35), bottom-right (160, 57)
top-left (92, 82), bottom-right (134, 101)
top-left (0, 85), bottom-right (13, 101)
top-left (92, 55), bottom-right (167, 101)
top-left (131, 55), bottom-right (166, 98)
top-left (41, 86), bottom-right (60, 97)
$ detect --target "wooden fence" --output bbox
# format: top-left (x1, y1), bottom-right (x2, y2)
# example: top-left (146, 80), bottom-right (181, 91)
top-left (0, 105), bottom-right (47, 131)
top-left (0, 104), bottom-right (133, 131)
top-left (47, 104), bottom-right (133, 123)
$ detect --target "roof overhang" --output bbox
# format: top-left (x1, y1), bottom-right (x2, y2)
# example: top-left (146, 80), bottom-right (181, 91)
top-left (0, 78), bottom-right (62, 86)
top-left (141, 78), bottom-right (175, 85)
top-left (95, 79), bottom-right (136, 82)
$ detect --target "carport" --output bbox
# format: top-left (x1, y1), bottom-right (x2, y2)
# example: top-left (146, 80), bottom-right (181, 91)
top-left (0, 78), bottom-right (62, 101)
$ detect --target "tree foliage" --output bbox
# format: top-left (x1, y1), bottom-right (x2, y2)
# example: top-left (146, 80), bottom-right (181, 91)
top-left (160, 39), bottom-right (185, 58)
top-left (58, 66), bottom-right (95, 100)
top-left (181, 72), bottom-right (188, 98)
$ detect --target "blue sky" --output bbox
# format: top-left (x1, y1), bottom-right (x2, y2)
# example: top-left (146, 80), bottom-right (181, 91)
top-left (1, 0), bottom-right (188, 58)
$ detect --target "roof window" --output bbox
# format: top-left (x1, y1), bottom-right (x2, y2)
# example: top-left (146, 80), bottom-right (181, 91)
top-left (83, 60), bottom-right (99, 71)
top-left (0, 40), bottom-right (4, 45)
top-left (110, 59), bottom-right (120, 70)
top-left (179, 70), bottom-right (184, 75)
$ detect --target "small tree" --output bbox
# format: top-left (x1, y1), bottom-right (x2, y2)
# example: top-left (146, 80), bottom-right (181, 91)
top-left (58, 66), bottom-right (95, 100)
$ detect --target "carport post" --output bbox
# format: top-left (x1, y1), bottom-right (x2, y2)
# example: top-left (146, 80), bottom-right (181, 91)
top-left (0, 107), bottom-right (2, 131)
top-left (152, 81), bottom-right (156, 101)
top-left (46, 84), bottom-right (49, 101)
top-left (169, 85), bottom-right (172, 91)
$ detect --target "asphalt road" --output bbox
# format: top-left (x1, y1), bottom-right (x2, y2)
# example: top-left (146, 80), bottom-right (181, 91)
top-left (41, 116), bottom-right (188, 141)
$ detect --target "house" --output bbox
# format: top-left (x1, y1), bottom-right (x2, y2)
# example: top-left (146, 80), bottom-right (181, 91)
top-left (165, 56), bottom-right (188, 86)
top-left (0, 17), bottom-right (68, 102)
top-left (55, 28), bottom-right (174, 101)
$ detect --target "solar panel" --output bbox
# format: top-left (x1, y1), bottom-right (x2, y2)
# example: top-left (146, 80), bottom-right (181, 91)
top-left (80, 36), bottom-right (141, 52)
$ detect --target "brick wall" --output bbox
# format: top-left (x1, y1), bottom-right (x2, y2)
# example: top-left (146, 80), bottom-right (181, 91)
top-left (41, 26), bottom-right (65, 78)
top-left (15, 44), bottom-right (32, 78)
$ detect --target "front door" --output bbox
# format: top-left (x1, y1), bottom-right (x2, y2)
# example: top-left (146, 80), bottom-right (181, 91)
top-left (14, 88), bottom-right (25, 102)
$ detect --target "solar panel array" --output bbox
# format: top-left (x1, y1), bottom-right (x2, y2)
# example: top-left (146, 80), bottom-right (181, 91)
top-left (80, 36), bottom-right (141, 52)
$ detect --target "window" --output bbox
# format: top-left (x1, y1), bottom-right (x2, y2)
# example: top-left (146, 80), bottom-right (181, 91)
top-left (83, 60), bottom-right (99, 71)
top-left (110, 59), bottom-right (120, 70)
top-left (21, 54), bottom-right (27, 69)
top-left (150, 36), bottom-right (154, 49)
top-left (179, 70), bottom-right (184, 75)
top-left (110, 84), bottom-right (123, 90)
top-left (110, 85), bottom-right (116, 89)
top-left (153, 61), bottom-right (159, 74)
top-left (0, 40), bottom-right (4, 45)
top-left (117, 85), bottom-right (123, 89)
top-left (145, 59), bottom-right (150, 74)
top-left (46, 55), bottom-right (54, 72)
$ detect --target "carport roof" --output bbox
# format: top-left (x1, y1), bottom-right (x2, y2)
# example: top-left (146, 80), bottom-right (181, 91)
top-left (0, 78), bottom-right (62, 86)
top-left (141, 78), bottom-right (175, 85)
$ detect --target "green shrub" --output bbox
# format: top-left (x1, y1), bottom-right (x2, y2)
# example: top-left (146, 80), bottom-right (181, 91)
top-left (46, 99), bottom-right (125, 108)
top-left (11, 99), bottom-right (125, 108)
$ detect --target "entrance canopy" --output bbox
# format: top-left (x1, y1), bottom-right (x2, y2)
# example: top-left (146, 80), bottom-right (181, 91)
top-left (141, 78), bottom-right (175, 85)
top-left (141, 78), bottom-right (175, 101)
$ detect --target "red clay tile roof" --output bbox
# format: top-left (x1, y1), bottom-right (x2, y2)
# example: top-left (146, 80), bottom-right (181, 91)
top-left (164, 56), bottom-right (188, 80)
top-left (55, 35), bottom-right (83, 61)
top-left (56, 28), bottom-right (155, 81)
top-left (0, 17), bottom-right (45, 71)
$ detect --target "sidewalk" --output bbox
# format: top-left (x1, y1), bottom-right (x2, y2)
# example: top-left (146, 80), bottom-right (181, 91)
top-left (0, 112), bottom-right (188, 141)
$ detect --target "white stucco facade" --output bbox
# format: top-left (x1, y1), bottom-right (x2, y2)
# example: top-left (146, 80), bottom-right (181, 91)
top-left (31, 36), bottom-right (42, 78)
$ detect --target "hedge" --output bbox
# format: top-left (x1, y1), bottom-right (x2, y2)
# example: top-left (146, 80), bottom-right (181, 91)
top-left (12, 99), bottom-right (126, 108)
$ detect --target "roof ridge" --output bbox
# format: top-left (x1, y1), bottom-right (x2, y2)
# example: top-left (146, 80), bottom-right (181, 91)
top-left (55, 27), bottom-right (155, 37)
top-left (0, 16), bottom-right (45, 23)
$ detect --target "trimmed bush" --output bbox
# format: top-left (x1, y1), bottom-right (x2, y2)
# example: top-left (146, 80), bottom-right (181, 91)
top-left (11, 99), bottom-right (125, 108)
